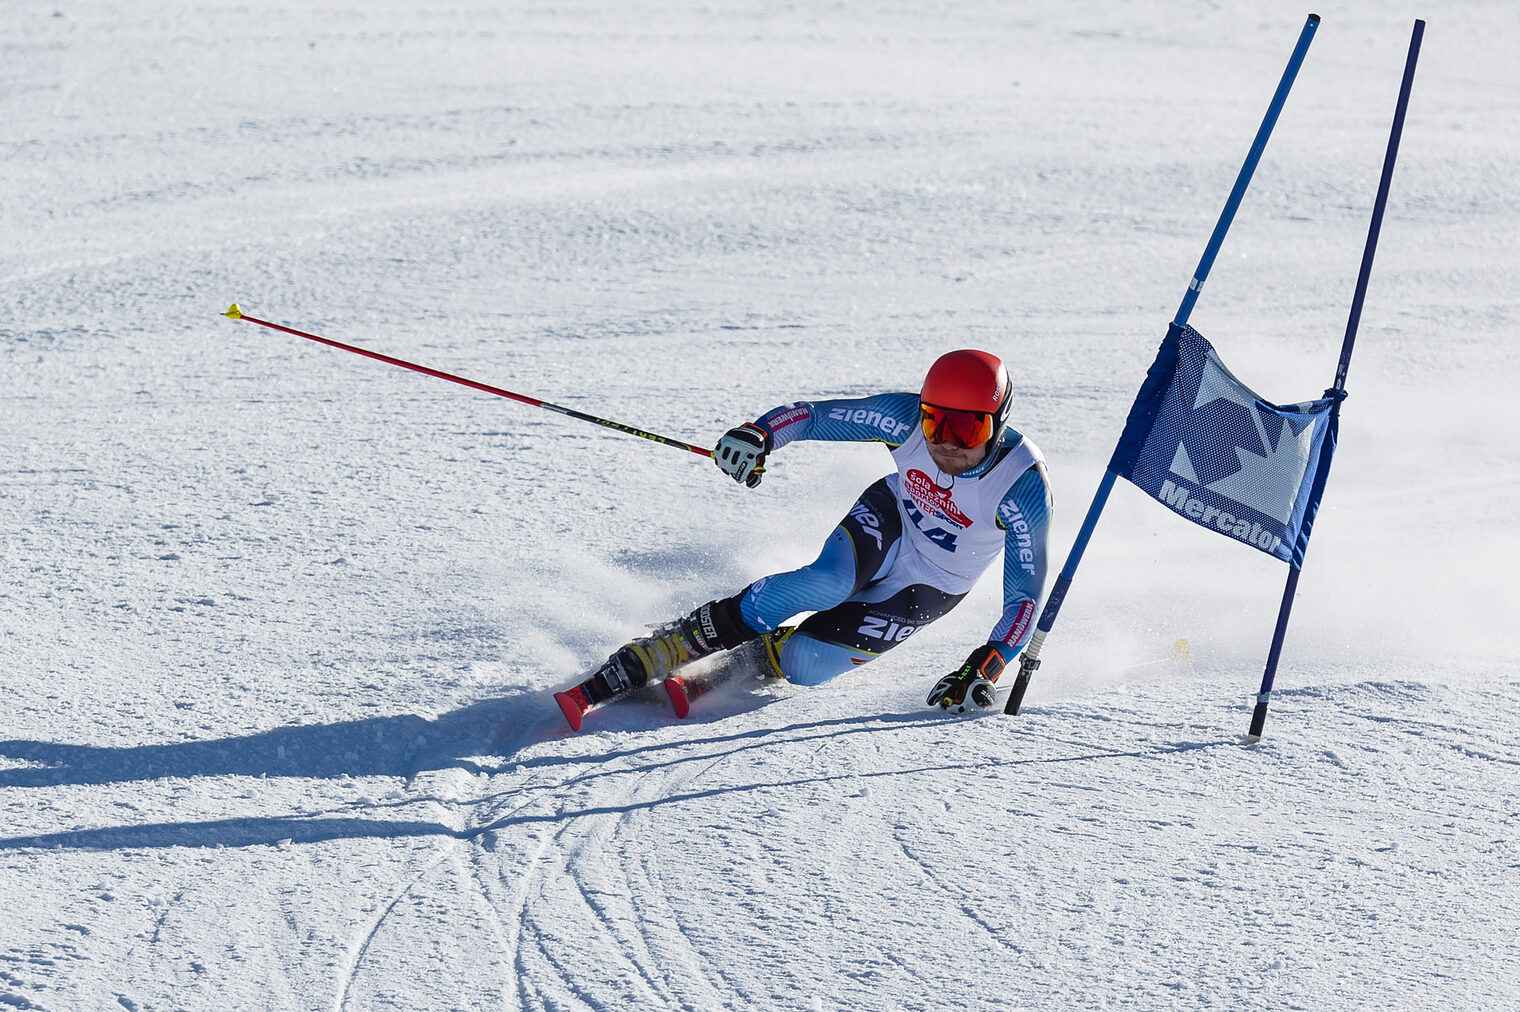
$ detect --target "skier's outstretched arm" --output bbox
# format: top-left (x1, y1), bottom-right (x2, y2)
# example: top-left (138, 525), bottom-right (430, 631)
top-left (713, 393), bottom-right (920, 487)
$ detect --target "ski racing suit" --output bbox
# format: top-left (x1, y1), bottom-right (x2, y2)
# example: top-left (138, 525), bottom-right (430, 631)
top-left (736, 393), bottom-right (1051, 686)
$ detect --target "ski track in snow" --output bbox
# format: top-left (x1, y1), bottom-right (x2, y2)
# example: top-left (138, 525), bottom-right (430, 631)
top-left (5, 0), bottom-right (1520, 1009)
top-left (287, 678), bottom-right (1520, 1009)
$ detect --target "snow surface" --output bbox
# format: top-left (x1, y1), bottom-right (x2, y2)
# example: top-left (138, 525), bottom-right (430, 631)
top-left (3, 1), bottom-right (1518, 1009)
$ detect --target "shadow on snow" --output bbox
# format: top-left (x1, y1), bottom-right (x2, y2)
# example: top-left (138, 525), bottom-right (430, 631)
top-left (0, 693), bottom-right (1231, 852)
top-left (0, 691), bottom-right (552, 789)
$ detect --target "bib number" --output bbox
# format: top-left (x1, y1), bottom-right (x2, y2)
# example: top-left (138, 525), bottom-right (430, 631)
top-left (903, 500), bottom-right (959, 553)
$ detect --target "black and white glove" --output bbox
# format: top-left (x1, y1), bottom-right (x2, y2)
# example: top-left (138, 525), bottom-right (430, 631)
top-left (713, 422), bottom-right (771, 488)
top-left (926, 644), bottom-right (1008, 712)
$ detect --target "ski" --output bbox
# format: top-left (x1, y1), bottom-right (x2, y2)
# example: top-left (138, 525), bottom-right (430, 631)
top-left (554, 667), bottom-right (722, 729)
top-left (553, 676), bottom-right (670, 731)
top-left (663, 663), bottom-right (738, 719)
top-left (664, 635), bottom-right (783, 720)
top-left (662, 676), bottom-right (698, 720)
top-left (552, 654), bottom-right (633, 732)
top-left (554, 684), bottom-right (593, 732)
top-left (557, 632), bottom-right (785, 730)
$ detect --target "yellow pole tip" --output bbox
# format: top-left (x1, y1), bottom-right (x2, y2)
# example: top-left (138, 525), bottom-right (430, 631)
top-left (223, 303), bottom-right (244, 320)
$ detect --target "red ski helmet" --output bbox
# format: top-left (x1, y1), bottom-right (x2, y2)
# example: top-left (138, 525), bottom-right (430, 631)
top-left (919, 349), bottom-right (1012, 449)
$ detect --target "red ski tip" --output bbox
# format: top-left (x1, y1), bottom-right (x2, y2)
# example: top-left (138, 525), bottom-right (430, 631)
top-left (664, 677), bottom-right (691, 719)
top-left (555, 689), bottom-right (588, 731)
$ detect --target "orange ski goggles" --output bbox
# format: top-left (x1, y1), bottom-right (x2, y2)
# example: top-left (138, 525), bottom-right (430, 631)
top-left (919, 403), bottom-right (996, 449)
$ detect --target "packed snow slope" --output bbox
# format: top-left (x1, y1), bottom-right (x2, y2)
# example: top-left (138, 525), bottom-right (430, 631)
top-left (3, 2), bottom-right (1518, 1009)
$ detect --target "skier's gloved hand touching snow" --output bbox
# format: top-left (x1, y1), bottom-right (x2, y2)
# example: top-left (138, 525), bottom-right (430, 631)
top-left (927, 643), bottom-right (1008, 711)
top-left (714, 422), bottom-right (771, 488)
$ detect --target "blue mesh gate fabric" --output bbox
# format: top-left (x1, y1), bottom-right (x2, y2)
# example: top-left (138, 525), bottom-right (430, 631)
top-left (1108, 324), bottom-right (1340, 568)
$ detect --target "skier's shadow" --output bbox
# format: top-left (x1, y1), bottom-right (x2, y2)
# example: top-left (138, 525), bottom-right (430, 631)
top-left (0, 690), bottom-right (565, 852)
top-left (0, 692), bottom-right (906, 852)
top-left (0, 682), bottom-right (776, 793)
top-left (0, 693), bottom-right (543, 791)
top-left (0, 684), bottom-right (1234, 854)
top-left (0, 683), bottom-right (885, 797)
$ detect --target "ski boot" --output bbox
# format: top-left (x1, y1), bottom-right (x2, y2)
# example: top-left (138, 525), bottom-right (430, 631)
top-left (555, 595), bottom-right (758, 730)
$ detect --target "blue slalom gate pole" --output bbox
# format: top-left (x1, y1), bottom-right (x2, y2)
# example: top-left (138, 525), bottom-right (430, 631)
top-left (1005, 13), bottom-right (1321, 715)
top-left (1247, 19), bottom-right (1425, 741)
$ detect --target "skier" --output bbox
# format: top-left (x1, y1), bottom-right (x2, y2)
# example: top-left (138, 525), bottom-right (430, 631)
top-left (556, 349), bottom-right (1052, 730)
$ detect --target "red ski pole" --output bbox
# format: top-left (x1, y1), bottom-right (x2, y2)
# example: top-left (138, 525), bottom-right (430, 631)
top-left (222, 304), bottom-right (713, 459)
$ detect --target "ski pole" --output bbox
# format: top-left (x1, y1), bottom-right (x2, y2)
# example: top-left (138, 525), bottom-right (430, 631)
top-left (221, 305), bottom-right (714, 459)
top-left (1246, 18), bottom-right (1425, 743)
top-left (1004, 12), bottom-right (1321, 716)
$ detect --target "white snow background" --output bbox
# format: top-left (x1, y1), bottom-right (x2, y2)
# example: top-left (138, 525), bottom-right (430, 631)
top-left (3, 2), bottom-right (1518, 1009)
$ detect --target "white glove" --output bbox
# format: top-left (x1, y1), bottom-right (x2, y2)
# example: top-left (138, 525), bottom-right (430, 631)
top-left (714, 423), bottom-right (770, 488)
